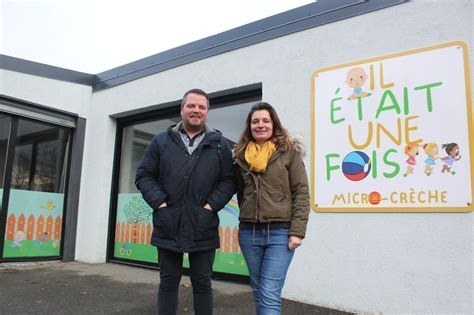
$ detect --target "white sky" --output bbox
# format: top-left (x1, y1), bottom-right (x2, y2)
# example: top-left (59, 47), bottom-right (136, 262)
top-left (1, 0), bottom-right (313, 73)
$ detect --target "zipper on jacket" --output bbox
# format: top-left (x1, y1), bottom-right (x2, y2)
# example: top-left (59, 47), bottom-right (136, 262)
top-left (256, 174), bottom-right (261, 221)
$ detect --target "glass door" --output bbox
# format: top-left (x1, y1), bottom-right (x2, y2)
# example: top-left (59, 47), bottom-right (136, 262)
top-left (1, 117), bottom-right (71, 259)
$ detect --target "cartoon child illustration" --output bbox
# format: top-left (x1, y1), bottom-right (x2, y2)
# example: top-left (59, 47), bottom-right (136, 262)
top-left (403, 143), bottom-right (419, 177)
top-left (441, 143), bottom-right (461, 175)
top-left (9, 230), bottom-right (25, 248)
top-left (423, 142), bottom-right (439, 176)
top-left (39, 232), bottom-right (48, 242)
top-left (346, 67), bottom-right (368, 100)
top-left (33, 232), bottom-right (48, 247)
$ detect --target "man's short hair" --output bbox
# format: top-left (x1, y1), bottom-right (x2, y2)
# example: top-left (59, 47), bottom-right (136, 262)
top-left (181, 88), bottom-right (209, 109)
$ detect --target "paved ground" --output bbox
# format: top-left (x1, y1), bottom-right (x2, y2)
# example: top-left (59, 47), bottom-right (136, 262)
top-left (0, 261), bottom-right (353, 314)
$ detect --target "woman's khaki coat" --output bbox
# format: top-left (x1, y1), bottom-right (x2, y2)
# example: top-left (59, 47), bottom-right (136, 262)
top-left (234, 142), bottom-right (310, 238)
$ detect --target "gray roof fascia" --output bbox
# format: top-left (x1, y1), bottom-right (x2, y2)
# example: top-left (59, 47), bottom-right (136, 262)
top-left (93, 0), bottom-right (407, 91)
top-left (0, 54), bottom-right (96, 86)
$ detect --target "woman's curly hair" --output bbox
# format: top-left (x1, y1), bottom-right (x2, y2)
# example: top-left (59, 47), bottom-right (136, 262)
top-left (234, 102), bottom-right (292, 158)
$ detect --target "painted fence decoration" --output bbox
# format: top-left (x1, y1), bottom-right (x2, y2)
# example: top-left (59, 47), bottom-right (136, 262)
top-left (6, 214), bottom-right (62, 241)
top-left (115, 223), bottom-right (241, 254)
top-left (218, 226), bottom-right (240, 254)
top-left (115, 222), bottom-right (153, 244)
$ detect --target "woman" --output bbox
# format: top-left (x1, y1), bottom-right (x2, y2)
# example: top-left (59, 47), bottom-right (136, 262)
top-left (234, 102), bottom-right (310, 315)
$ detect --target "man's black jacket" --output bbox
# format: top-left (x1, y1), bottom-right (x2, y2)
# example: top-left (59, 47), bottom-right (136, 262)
top-left (135, 124), bottom-right (235, 253)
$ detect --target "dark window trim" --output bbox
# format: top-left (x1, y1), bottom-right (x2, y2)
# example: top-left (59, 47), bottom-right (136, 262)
top-left (62, 117), bottom-right (86, 262)
top-left (110, 83), bottom-right (262, 126)
top-left (0, 117), bottom-right (18, 259)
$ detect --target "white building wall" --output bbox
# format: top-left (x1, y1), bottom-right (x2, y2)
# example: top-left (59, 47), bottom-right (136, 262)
top-left (74, 109), bottom-right (116, 262)
top-left (3, 0), bottom-right (471, 313)
top-left (0, 69), bottom-right (90, 115)
top-left (84, 1), bottom-right (472, 312)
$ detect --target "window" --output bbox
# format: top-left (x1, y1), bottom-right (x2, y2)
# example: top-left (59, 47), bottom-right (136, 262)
top-left (1, 117), bottom-right (71, 259)
top-left (110, 88), bottom-right (260, 278)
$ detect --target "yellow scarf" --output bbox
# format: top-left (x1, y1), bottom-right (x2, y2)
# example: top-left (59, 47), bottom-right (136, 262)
top-left (244, 141), bottom-right (276, 173)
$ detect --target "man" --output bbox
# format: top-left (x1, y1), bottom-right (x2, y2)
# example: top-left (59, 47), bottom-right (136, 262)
top-left (135, 88), bottom-right (235, 315)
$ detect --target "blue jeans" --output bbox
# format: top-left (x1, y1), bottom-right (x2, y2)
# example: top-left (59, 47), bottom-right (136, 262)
top-left (238, 226), bottom-right (295, 315)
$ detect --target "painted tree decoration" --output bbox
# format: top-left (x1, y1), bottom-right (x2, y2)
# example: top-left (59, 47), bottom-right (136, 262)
top-left (123, 196), bottom-right (152, 224)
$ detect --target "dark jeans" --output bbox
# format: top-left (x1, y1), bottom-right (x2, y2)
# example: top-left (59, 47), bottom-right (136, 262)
top-left (157, 247), bottom-right (215, 315)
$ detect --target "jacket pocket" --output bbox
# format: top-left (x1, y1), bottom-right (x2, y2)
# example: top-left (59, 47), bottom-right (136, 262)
top-left (153, 206), bottom-right (180, 240)
top-left (261, 190), bottom-right (292, 219)
top-left (191, 206), bottom-right (219, 241)
top-left (239, 191), bottom-right (256, 220)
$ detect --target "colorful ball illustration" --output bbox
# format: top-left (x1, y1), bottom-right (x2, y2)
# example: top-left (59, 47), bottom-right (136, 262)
top-left (368, 191), bottom-right (381, 205)
top-left (342, 151), bottom-right (371, 181)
